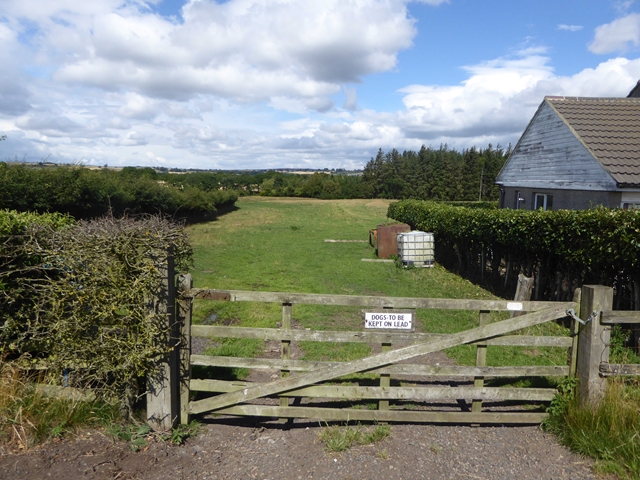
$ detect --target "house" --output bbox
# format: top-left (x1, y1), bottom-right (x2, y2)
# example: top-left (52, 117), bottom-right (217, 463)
top-left (495, 94), bottom-right (640, 210)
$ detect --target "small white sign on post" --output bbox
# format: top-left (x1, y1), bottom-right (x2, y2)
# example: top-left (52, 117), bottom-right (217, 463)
top-left (364, 311), bottom-right (413, 330)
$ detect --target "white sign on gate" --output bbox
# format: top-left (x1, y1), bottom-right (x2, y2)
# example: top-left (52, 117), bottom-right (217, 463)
top-left (364, 311), bottom-right (413, 330)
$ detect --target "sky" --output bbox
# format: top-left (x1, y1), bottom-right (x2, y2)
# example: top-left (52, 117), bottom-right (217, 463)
top-left (2, 0), bottom-right (640, 170)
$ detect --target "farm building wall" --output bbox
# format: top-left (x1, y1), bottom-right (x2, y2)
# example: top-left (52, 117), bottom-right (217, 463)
top-left (496, 101), bottom-right (618, 192)
top-left (499, 186), bottom-right (621, 210)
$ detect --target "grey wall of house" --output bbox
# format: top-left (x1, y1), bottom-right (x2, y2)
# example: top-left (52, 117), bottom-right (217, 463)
top-left (499, 186), bottom-right (621, 210)
top-left (495, 101), bottom-right (618, 191)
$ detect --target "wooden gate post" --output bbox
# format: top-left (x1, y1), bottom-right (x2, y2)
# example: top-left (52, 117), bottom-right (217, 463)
top-left (178, 273), bottom-right (193, 426)
top-left (147, 247), bottom-right (180, 431)
top-left (577, 285), bottom-right (612, 406)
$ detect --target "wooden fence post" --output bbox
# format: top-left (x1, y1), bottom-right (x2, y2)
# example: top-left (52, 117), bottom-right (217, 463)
top-left (510, 274), bottom-right (534, 318)
top-left (280, 303), bottom-right (292, 418)
top-left (147, 247), bottom-right (180, 431)
top-left (178, 273), bottom-right (193, 426)
top-left (569, 288), bottom-right (581, 378)
top-left (577, 285), bottom-right (612, 406)
top-left (472, 310), bottom-right (490, 414)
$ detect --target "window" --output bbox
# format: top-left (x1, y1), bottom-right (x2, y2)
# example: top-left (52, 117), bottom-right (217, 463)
top-left (514, 191), bottom-right (525, 209)
top-left (534, 193), bottom-right (553, 210)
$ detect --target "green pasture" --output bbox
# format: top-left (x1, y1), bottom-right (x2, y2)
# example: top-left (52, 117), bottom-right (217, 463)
top-left (186, 197), bottom-right (569, 373)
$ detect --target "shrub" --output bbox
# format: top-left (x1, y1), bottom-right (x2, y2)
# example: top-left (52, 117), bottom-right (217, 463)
top-left (1, 213), bottom-right (193, 412)
top-left (544, 379), bottom-right (640, 479)
top-left (0, 163), bottom-right (238, 221)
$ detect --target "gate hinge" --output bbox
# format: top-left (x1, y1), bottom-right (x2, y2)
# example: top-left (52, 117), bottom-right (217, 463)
top-left (566, 308), bottom-right (599, 325)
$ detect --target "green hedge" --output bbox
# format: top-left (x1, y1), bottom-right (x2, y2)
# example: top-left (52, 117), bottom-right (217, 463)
top-left (0, 163), bottom-right (238, 220)
top-left (0, 209), bottom-right (75, 235)
top-left (1, 212), bottom-right (192, 411)
top-left (388, 200), bottom-right (640, 304)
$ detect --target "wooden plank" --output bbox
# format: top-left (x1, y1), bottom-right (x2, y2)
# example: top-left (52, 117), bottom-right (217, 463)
top-left (189, 288), bottom-right (573, 312)
top-left (510, 274), bottom-right (534, 318)
top-left (325, 239), bottom-right (367, 243)
top-left (600, 310), bottom-right (640, 324)
top-left (570, 288), bottom-right (581, 378)
top-left (190, 380), bottom-right (556, 401)
top-left (600, 363), bottom-right (640, 376)
top-left (193, 290), bottom-right (231, 301)
top-left (379, 342), bottom-right (391, 411)
top-left (35, 384), bottom-right (96, 402)
top-left (472, 311), bottom-right (490, 413)
top-left (178, 274), bottom-right (193, 426)
top-left (190, 356), bottom-right (569, 377)
top-left (191, 325), bottom-right (572, 347)
top-left (212, 405), bottom-right (549, 425)
top-left (486, 336), bottom-right (572, 347)
top-left (361, 258), bottom-right (395, 263)
top-left (280, 303), bottom-right (292, 413)
top-left (189, 305), bottom-right (568, 414)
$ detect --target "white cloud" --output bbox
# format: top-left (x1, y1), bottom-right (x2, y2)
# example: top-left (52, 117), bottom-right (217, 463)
top-left (411, 0), bottom-right (450, 5)
top-left (44, 0), bottom-right (416, 110)
top-left (589, 13), bottom-right (640, 54)
top-left (3, 0), bottom-right (640, 170)
top-left (119, 131), bottom-right (148, 146)
top-left (395, 52), bottom-right (640, 146)
top-left (557, 24), bottom-right (583, 32)
top-left (343, 87), bottom-right (358, 111)
top-left (614, 1), bottom-right (635, 14)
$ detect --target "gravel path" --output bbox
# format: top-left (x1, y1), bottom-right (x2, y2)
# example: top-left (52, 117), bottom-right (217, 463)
top-left (0, 419), bottom-right (610, 480)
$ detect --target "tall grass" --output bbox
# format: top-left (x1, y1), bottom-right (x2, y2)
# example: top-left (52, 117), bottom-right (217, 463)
top-left (545, 378), bottom-right (640, 479)
top-left (317, 422), bottom-right (391, 453)
top-left (0, 363), bottom-right (121, 450)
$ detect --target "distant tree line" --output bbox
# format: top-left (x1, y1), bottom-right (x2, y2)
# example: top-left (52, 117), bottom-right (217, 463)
top-left (1, 143), bottom-right (509, 214)
top-left (362, 144), bottom-right (509, 201)
top-left (255, 144), bottom-right (509, 201)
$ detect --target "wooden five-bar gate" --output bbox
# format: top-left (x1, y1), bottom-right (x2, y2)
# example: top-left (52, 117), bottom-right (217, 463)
top-left (146, 278), bottom-right (634, 431)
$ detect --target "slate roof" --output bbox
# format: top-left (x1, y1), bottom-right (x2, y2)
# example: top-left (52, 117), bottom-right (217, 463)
top-left (546, 96), bottom-right (640, 187)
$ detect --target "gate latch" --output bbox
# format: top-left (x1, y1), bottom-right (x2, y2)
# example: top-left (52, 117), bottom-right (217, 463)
top-left (566, 308), bottom-right (599, 325)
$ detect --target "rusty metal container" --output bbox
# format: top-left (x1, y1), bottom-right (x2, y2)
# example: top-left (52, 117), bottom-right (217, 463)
top-left (369, 228), bottom-right (378, 248)
top-left (376, 223), bottom-right (410, 258)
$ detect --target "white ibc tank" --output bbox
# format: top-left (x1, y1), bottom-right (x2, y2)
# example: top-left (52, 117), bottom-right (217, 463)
top-left (397, 231), bottom-right (434, 268)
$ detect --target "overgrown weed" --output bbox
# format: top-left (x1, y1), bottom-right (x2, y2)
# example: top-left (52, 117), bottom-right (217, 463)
top-left (544, 376), bottom-right (640, 480)
top-left (107, 420), bottom-right (201, 452)
top-left (0, 362), bottom-right (121, 450)
top-left (318, 423), bottom-right (391, 452)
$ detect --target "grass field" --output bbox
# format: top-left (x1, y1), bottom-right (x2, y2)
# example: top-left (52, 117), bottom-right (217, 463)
top-left (186, 197), bottom-right (569, 370)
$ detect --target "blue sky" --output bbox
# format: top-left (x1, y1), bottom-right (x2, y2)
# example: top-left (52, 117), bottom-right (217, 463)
top-left (2, 0), bottom-right (640, 170)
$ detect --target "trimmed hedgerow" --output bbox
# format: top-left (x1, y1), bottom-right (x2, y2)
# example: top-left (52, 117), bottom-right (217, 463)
top-left (388, 200), bottom-right (640, 305)
top-left (1, 212), bottom-right (192, 413)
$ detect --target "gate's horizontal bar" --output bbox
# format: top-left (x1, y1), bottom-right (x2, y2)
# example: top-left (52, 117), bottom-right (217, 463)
top-left (600, 363), bottom-right (640, 376)
top-left (191, 325), bottom-right (572, 347)
top-left (190, 380), bottom-right (556, 401)
top-left (204, 404), bottom-right (549, 425)
top-left (191, 355), bottom-right (569, 377)
top-left (601, 310), bottom-right (640, 324)
top-left (191, 288), bottom-right (574, 312)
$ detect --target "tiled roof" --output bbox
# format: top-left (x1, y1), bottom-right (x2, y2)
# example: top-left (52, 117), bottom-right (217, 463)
top-left (546, 96), bottom-right (640, 186)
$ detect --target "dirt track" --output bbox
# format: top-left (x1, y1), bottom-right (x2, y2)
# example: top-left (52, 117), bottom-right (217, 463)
top-left (0, 418), bottom-right (610, 480)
